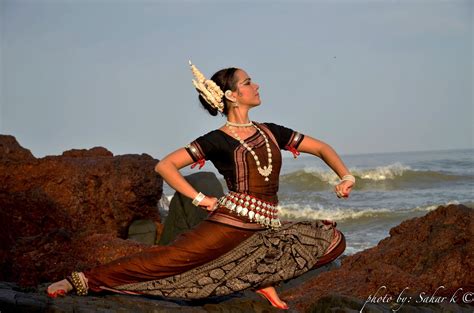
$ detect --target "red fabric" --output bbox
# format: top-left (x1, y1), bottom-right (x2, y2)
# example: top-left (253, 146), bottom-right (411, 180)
top-left (191, 158), bottom-right (206, 169)
top-left (284, 145), bottom-right (300, 158)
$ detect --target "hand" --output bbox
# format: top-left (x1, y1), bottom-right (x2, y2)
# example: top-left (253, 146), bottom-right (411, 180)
top-left (199, 196), bottom-right (219, 212)
top-left (334, 180), bottom-right (354, 199)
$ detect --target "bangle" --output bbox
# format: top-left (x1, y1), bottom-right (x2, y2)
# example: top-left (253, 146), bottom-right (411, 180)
top-left (192, 192), bottom-right (205, 206)
top-left (341, 174), bottom-right (355, 184)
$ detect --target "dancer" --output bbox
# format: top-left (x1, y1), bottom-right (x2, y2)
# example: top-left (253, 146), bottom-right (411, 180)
top-left (47, 62), bottom-right (354, 309)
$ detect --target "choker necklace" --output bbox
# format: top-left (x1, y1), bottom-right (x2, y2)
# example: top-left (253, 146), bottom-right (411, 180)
top-left (226, 120), bottom-right (253, 127)
top-left (226, 123), bottom-right (273, 181)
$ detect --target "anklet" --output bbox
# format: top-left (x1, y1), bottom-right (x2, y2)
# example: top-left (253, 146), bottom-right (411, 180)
top-left (69, 271), bottom-right (88, 296)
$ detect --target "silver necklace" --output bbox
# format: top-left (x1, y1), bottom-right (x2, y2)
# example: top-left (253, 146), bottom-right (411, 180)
top-left (226, 120), bottom-right (253, 127)
top-left (227, 122), bottom-right (273, 181)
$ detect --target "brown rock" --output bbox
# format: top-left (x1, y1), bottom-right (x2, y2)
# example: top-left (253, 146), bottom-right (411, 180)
top-left (283, 204), bottom-right (474, 312)
top-left (0, 134), bottom-right (35, 162)
top-left (62, 146), bottom-right (114, 157)
top-left (0, 135), bottom-right (163, 286)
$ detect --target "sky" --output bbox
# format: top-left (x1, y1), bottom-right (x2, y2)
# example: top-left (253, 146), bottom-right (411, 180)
top-left (1, 0), bottom-right (473, 160)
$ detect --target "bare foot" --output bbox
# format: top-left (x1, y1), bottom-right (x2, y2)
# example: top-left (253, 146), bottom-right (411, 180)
top-left (47, 272), bottom-right (89, 298)
top-left (256, 286), bottom-right (289, 309)
top-left (47, 279), bottom-right (73, 298)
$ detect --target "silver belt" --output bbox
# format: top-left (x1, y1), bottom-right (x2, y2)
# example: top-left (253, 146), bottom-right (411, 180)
top-left (217, 191), bottom-right (282, 229)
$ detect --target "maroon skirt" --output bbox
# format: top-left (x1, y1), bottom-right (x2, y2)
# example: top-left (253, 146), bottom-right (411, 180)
top-left (85, 220), bottom-right (257, 292)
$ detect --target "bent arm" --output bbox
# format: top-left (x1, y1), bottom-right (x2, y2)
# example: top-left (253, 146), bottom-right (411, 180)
top-left (154, 148), bottom-right (200, 200)
top-left (297, 135), bottom-right (351, 179)
top-left (155, 147), bottom-right (218, 211)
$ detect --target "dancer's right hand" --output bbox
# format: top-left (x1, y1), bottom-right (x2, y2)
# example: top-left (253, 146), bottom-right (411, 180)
top-left (334, 180), bottom-right (354, 199)
top-left (199, 196), bottom-right (218, 212)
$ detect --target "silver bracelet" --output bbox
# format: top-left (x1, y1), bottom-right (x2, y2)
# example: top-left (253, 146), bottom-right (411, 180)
top-left (341, 174), bottom-right (356, 184)
top-left (192, 192), bottom-right (206, 206)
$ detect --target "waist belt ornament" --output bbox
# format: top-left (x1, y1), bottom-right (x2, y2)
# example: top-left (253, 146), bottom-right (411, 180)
top-left (217, 191), bottom-right (282, 229)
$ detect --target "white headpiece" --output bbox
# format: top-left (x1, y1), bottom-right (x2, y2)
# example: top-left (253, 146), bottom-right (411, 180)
top-left (189, 60), bottom-right (225, 112)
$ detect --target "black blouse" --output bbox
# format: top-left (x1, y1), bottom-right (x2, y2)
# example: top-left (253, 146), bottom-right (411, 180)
top-left (185, 122), bottom-right (304, 202)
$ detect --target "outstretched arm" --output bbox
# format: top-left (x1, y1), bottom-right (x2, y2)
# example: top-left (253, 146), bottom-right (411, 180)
top-left (154, 148), bottom-right (217, 211)
top-left (297, 135), bottom-right (354, 198)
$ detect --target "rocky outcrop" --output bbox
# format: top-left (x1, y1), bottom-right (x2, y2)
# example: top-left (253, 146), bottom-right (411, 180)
top-left (0, 135), bottom-right (163, 286)
top-left (283, 204), bottom-right (474, 312)
top-left (0, 135), bottom-right (35, 162)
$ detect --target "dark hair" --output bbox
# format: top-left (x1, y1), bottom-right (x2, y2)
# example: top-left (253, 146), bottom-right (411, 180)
top-left (198, 67), bottom-right (239, 116)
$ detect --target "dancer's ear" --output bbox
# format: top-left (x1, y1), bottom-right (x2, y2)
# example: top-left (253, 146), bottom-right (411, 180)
top-left (224, 90), bottom-right (236, 103)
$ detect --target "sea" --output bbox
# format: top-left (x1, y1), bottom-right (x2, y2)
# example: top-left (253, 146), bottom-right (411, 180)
top-left (162, 148), bottom-right (473, 255)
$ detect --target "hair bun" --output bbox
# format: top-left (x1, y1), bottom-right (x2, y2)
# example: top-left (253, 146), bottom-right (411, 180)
top-left (199, 95), bottom-right (219, 116)
top-left (196, 67), bottom-right (239, 117)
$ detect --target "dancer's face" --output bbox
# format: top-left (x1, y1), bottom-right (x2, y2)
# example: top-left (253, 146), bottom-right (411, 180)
top-left (231, 70), bottom-right (261, 107)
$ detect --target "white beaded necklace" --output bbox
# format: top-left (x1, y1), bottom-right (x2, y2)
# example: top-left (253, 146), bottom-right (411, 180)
top-left (225, 121), bottom-right (273, 181)
top-left (225, 120), bottom-right (253, 127)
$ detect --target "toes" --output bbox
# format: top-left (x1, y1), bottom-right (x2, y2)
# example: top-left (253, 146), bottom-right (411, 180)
top-left (47, 280), bottom-right (71, 298)
top-left (47, 289), bottom-right (66, 298)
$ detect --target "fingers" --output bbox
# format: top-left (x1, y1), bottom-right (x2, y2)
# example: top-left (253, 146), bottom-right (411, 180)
top-left (335, 190), bottom-right (346, 199)
top-left (334, 185), bottom-right (343, 197)
top-left (200, 196), bottom-right (218, 212)
top-left (203, 203), bottom-right (218, 212)
top-left (334, 184), bottom-right (351, 199)
top-left (341, 185), bottom-right (351, 195)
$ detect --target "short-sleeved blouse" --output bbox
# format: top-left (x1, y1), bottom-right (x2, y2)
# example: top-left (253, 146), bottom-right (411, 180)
top-left (185, 122), bottom-right (304, 204)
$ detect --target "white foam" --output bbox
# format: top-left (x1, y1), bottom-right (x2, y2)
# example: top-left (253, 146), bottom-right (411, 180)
top-left (277, 200), bottom-right (462, 221)
top-left (352, 163), bottom-right (410, 181)
top-left (301, 167), bottom-right (340, 185)
top-left (411, 200), bottom-right (461, 212)
top-left (278, 203), bottom-right (392, 221)
top-left (301, 162), bottom-right (411, 184)
top-left (157, 193), bottom-right (171, 212)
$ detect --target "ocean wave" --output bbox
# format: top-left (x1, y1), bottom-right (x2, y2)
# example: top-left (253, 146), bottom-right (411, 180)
top-left (277, 201), bottom-right (464, 221)
top-left (280, 163), bottom-right (472, 190)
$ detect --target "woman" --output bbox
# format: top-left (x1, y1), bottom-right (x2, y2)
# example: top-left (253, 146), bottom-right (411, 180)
top-left (47, 62), bottom-right (354, 309)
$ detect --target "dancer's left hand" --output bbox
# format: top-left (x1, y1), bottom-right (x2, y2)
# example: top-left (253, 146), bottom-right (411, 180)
top-left (334, 180), bottom-right (354, 199)
top-left (199, 196), bottom-right (219, 212)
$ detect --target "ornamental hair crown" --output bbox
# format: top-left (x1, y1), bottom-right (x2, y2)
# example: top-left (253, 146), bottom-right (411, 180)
top-left (189, 60), bottom-right (225, 112)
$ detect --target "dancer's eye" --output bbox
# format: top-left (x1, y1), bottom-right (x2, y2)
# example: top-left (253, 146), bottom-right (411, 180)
top-left (241, 78), bottom-right (251, 86)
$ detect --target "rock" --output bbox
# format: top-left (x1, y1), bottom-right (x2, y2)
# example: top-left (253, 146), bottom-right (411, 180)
top-left (128, 219), bottom-right (158, 245)
top-left (0, 135), bottom-right (35, 162)
top-left (158, 172), bottom-right (225, 245)
top-left (62, 146), bottom-right (114, 157)
top-left (283, 204), bottom-right (474, 312)
top-left (0, 281), bottom-right (283, 313)
top-left (0, 135), bottom-right (163, 286)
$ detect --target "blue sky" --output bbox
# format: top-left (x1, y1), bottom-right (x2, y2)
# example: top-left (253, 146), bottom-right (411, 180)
top-left (1, 0), bottom-right (472, 159)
